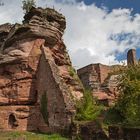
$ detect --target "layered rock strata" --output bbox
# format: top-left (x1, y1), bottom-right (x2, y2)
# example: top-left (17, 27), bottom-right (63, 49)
top-left (0, 7), bottom-right (83, 133)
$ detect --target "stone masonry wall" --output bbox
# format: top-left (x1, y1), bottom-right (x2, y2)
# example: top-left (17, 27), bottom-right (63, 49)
top-left (77, 63), bottom-right (111, 91)
top-left (77, 63), bottom-right (120, 105)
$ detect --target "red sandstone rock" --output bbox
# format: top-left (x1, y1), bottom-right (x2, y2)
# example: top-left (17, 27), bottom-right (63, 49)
top-left (0, 7), bottom-right (83, 133)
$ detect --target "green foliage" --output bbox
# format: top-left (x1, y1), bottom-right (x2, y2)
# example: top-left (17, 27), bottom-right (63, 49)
top-left (104, 107), bottom-right (124, 125)
top-left (75, 135), bottom-right (82, 140)
top-left (75, 89), bottom-right (103, 121)
top-left (69, 66), bottom-right (76, 77)
top-left (22, 0), bottom-right (36, 14)
top-left (0, 131), bottom-right (68, 140)
top-left (115, 64), bottom-right (140, 126)
top-left (69, 66), bottom-right (79, 81)
top-left (68, 66), bottom-right (83, 87)
top-left (41, 92), bottom-right (49, 124)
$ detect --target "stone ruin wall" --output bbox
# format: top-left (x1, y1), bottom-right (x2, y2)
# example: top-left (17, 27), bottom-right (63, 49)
top-left (77, 64), bottom-right (93, 89)
top-left (77, 64), bottom-right (112, 91)
top-left (0, 7), bottom-right (83, 133)
top-left (77, 49), bottom-right (138, 106)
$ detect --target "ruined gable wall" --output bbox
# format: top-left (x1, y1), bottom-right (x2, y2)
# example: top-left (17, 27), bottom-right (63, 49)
top-left (98, 64), bottom-right (111, 84)
top-left (77, 64), bottom-right (95, 89)
top-left (77, 64), bottom-right (112, 91)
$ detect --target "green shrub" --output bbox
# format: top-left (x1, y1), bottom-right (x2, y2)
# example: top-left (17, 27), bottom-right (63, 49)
top-left (41, 92), bottom-right (49, 124)
top-left (115, 64), bottom-right (140, 126)
top-left (75, 89), bottom-right (103, 121)
top-left (104, 107), bottom-right (124, 125)
top-left (69, 66), bottom-right (79, 81)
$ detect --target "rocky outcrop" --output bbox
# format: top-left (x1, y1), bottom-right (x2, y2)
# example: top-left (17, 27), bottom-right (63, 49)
top-left (0, 7), bottom-right (83, 133)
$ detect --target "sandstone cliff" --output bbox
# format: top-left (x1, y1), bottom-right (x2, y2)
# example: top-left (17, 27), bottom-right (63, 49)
top-left (0, 7), bottom-right (83, 133)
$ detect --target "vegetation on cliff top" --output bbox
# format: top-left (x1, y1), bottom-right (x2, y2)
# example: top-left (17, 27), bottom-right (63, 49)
top-left (22, 0), bottom-right (36, 14)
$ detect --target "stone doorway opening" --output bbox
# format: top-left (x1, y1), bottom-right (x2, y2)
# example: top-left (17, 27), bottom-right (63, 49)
top-left (8, 114), bottom-right (18, 129)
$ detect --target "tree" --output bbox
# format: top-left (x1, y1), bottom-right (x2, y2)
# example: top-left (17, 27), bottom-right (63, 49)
top-left (116, 64), bottom-right (140, 126)
top-left (0, 0), bottom-right (4, 6)
top-left (22, 0), bottom-right (36, 14)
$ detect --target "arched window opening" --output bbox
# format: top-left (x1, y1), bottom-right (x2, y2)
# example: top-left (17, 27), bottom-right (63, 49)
top-left (8, 114), bottom-right (18, 129)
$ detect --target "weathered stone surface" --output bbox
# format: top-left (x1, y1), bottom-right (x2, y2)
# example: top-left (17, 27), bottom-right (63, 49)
top-left (0, 106), bottom-right (43, 131)
top-left (77, 63), bottom-right (119, 106)
top-left (109, 126), bottom-right (140, 140)
top-left (71, 121), bottom-right (109, 140)
top-left (0, 23), bottom-right (12, 48)
top-left (0, 7), bottom-right (83, 133)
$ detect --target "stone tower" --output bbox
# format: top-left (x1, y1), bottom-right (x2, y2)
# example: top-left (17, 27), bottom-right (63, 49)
top-left (127, 49), bottom-right (137, 65)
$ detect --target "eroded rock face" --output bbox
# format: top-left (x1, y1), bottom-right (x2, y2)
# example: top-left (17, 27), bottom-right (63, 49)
top-left (0, 7), bottom-right (83, 133)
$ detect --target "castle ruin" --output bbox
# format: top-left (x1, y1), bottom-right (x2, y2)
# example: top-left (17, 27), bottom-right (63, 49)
top-left (77, 49), bottom-right (138, 106)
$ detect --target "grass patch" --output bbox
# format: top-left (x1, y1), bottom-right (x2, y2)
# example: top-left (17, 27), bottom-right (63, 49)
top-left (0, 131), bottom-right (69, 140)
